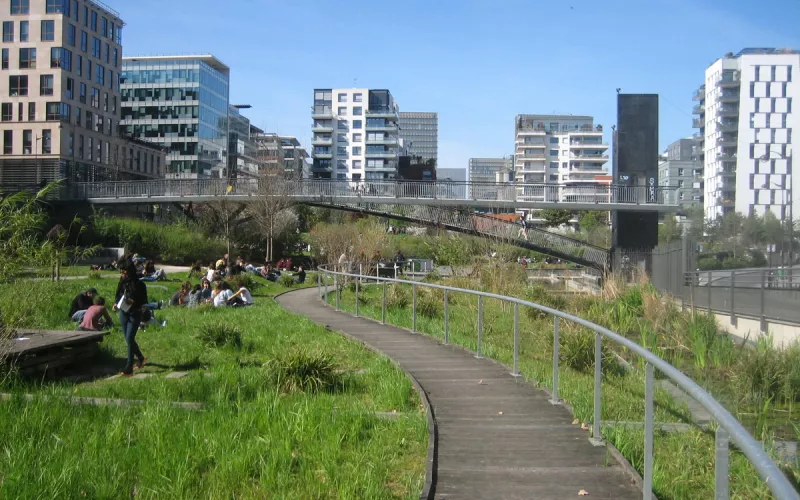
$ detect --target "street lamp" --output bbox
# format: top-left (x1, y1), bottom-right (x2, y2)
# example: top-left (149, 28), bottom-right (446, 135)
top-left (759, 150), bottom-right (794, 281)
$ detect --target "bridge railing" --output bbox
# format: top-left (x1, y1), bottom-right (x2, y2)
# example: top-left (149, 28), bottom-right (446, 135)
top-left (317, 264), bottom-right (799, 500)
top-left (61, 179), bottom-right (677, 206)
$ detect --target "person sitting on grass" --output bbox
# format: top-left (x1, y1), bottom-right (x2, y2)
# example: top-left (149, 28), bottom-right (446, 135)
top-left (206, 262), bottom-right (218, 282)
top-left (186, 284), bottom-right (203, 308)
top-left (69, 287), bottom-right (98, 323)
top-left (227, 279), bottom-right (254, 307)
top-left (188, 261), bottom-right (204, 280)
top-left (77, 296), bottom-right (114, 332)
top-left (140, 260), bottom-right (167, 282)
top-left (212, 281), bottom-right (234, 308)
top-left (294, 266), bottom-right (306, 284)
top-left (168, 282), bottom-right (191, 306)
top-left (199, 279), bottom-right (213, 302)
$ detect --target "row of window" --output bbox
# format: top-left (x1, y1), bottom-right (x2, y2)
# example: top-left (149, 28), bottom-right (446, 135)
top-left (1, 128), bottom-right (51, 154)
top-left (336, 106), bottom-right (363, 116)
top-left (2, 20), bottom-right (55, 42)
top-left (754, 65), bottom-right (793, 83)
top-left (1, 100), bottom-right (71, 122)
top-left (336, 93), bottom-right (363, 103)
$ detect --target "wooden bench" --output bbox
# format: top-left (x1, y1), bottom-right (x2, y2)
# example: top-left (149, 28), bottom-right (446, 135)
top-left (3, 330), bottom-right (109, 375)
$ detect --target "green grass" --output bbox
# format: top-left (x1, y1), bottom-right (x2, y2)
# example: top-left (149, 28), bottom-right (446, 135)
top-left (325, 279), bottom-right (797, 499)
top-left (0, 276), bottom-right (426, 499)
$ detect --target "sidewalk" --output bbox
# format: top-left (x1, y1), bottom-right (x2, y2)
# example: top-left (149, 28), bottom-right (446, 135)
top-left (277, 288), bottom-right (641, 499)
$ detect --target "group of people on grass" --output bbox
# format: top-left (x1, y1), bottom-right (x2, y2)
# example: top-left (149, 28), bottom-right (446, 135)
top-left (194, 253), bottom-right (306, 285)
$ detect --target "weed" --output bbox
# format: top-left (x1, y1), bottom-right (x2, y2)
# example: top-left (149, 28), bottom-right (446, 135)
top-left (386, 284), bottom-right (410, 309)
top-left (267, 347), bottom-right (342, 394)
top-left (87, 270), bottom-right (102, 280)
top-left (195, 321), bottom-right (243, 349)
top-left (278, 273), bottom-right (295, 288)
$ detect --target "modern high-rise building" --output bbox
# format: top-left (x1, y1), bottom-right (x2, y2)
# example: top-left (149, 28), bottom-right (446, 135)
top-left (437, 167), bottom-right (466, 183)
top-left (694, 48), bottom-right (799, 220)
top-left (398, 111), bottom-right (437, 164)
top-left (227, 104), bottom-right (259, 179)
top-left (0, 0), bottom-right (164, 186)
top-left (514, 115), bottom-right (608, 202)
top-left (311, 88), bottom-right (400, 180)
top-left (468, 157), bottom-right (513, 200)
top-left (658, 138), bottom-right (702, 208)
top-left (279, 136), bottom-right (308, 178)
top-left (121, 54), bottom-right (230, 179)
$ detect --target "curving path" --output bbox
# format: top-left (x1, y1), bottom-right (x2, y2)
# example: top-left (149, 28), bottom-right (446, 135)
top-left (277, 287), bottom-right (641, 499)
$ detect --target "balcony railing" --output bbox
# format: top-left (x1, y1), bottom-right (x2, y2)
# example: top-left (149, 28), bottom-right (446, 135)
top-left (718, 106), bottom-right (739, 116)
top-left (692, 86), bottom-right (705, 101)
top-left (717, 121), bottom-right (738, 132)
top-left (717, 72), bottom-right (741, 87)
top-left (692, 104), bottom-right (705, 115)
top-left (693, 118), bottom-right (704, 128)
top-left (570, 153), bottom-right (609, 160)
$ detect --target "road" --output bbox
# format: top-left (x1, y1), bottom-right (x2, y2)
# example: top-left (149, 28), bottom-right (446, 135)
top-left (688, 284), bottom-right (800, 323)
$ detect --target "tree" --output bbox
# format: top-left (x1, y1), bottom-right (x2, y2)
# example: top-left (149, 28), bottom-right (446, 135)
top-left (658, 215), bottom-right (683, 244)
top-left (762, 210), bottom-right (784, 247)
top-left (249, 173), bottom-right (297, 262)
top-left (741, 213), bottom-right (765, 248)
top-left (540, 209), bottom-right (573, 228)
top-left (198, 197), bottom-right (248, 256)
top-left (578, 211), bottom-right (607, 233)
top-left (0, 183), bottom-right (57, 281)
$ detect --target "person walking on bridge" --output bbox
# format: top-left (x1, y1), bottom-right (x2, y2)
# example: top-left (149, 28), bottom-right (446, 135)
top-left (518, 215), bottom-right (529, 240)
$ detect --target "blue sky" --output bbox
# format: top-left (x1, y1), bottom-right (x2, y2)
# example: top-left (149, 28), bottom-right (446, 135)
top-left (119, 0), bottom-right (800, 172)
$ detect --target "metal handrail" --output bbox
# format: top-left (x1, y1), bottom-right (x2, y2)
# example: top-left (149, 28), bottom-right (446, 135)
top-left (317, 264), bottom-right (800, 500)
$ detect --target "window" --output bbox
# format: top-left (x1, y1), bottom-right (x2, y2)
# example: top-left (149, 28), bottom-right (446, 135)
top-left (352, 146), bottom-right (361, 155)
top-left (337, 146), bottom-right (346, 155)
top-left (79, 82), bottom-right (86, 102)
top-left (3, 22), bottom-right (13, 42)
top-left (562, 150), bottom-right (568, 156)
top-left (90, 87), bottom-right (99, 107)
top-left (46, 0), bottom-right (64, 13)
top-left (82, 6), bottom-right (88, 26)
top-left (103, 92), bottom-right (107, 111)
top-left (65, 77), bottom-right (74, 99)
top-left (678, 180), bottom-right (685, 188)
top-left (92, 37), bottom-right (100, 57)
top-left (337, 133), bottom-right (347, 143)
top-left (41, 129), bottom-right (51, 153)
top-left (86, 136), bottom-right (92, 160)
top-left (1, 49), bottom-right (7, 69)
top-left (337, 120), bottom-right (347, 130)
top-left (73, 0), bottom-right (78, 21)
top-left (10, 75), bottom-right (28, 96)
top-left (353, 106), bottom-right (362, 116)
top-left (84, 110), bottom-right (91, 129)
top-left (18, 48), bottom-right (35, 69)
top-left (1, 103), bottom-right (11, 121)
top-left (112, 47), bottom-right (117, 66)
top-left (115, 24), bottom-right (121, 44)
top-left (549, 162), bottom-right (559, 169)
top-left (86, 60), bottom-right (91, 79)
top-left (562, 162), bottom-right (568, 168)
top-left (107, 69), bottom-right (112, 89)
top-left (353, 119), bottom-right (362, 129)
top-left (80, 31), bottom-right (87, 52)
top-left (68, 132), bottom-right (73, 155)
top-left (338, 106), bottom-right (347, 116)
top-left (101, 17), bottom-right (108, 37)
top-left (3, 130), bottom-right (11, 153)
top-left (78, 134), bottom-right (83, 157)
top-left (51, 47), bottom-right (72, 70)
top-left (353, 160), bottom-right (362, 169)
top-left (67, 24), bottom-right (76, 46)
top-left (549, 149), bottom-right (559, 156)
top-left (19, 20), bottom-right (28, 41)
top-left (90, 11), bottom-right (97, 31)
top-left (338, 93), bottom-right (347, 103)
top-left (678, 168), bottom-right (684, 176)
top-left (17, 102), bottom-right (21, 122)
top-left (549, 137), bottom-right (559, 144)
top-left (337, 173), bottom-right (346, 180)
top-left (27, 102), bottom-right (34, 120)
top-left (353, 133), bottom-right (362, 142)
top-left (10, 0), bottom-right (29, 15)
top-left (76, 55), bottom-right (82, 76)
top-left (104, 42), bottom-right (109, 63)
top-left (95, 65), bottom-right (103, 85)
top-left (41, 20), bottom-right (55, 41)
top-left (111, 96), bottom-right (116, 113)
top-left (353, 93), bottom-right (362, 102)
top-left (22, 129), bottom-right (31, 154)
top-left (549, 174), bottom-right (558, 181)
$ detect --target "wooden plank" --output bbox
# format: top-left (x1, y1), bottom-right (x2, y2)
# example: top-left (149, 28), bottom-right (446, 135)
top-left (8, 330), bottom-right (108, 356)
top-left (17, 343), bottom-right (99, 371)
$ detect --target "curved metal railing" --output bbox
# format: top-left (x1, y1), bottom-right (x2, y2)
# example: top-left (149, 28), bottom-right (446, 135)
top-left (316, 264), bottom-right (799, 500)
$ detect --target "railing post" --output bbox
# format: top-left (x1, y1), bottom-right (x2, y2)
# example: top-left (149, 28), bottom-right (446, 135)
top-left (443, 289), bottom-right (449, 344)
top-left (511, 303), bottom-right (520, 377)
top-left (317, 271), bottom-right (321, 299)
top-left (355, 273), bottom-right (360, 318)
top-left (476, 295), bottom-right (483, 359)
top-left (549, 316), bottom-right (561, 405)
top-left (324, 272), bottom-right (329, 303)
top-left (412, 284), bottom-right (417, 333)
top-left (335, 275), bottom-right (340, 311)
top-left (708, 271), bottom-right (713, 314)
top-left (590, 332), bottom-right (604, 446)
top-left (715, 426), bottom-right (730, 500)
top-left (381, 280), bottom-right (387, 325)
top-left (729, 271), bottom-right (736, 326)
top-left (759, 270), bottom-right (767, 332)
top-left (644, 362), bottom-right (654, 498)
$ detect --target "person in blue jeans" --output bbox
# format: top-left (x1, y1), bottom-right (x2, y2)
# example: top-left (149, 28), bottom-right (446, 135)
top-left (113, 261), bottom-right (149, 376)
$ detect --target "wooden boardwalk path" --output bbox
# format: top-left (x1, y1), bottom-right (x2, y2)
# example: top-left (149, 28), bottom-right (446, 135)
top-left (277, 288), bottom-right (641, 500)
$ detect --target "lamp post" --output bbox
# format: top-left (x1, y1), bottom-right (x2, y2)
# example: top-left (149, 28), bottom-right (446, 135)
top-left (760, 150), bottom-right (794, 285)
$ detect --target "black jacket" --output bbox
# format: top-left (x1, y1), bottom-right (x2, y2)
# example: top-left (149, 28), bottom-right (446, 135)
top-left (68, 293), bottom-right (94, 318)
top-left (115, 277), bottom-right (148, 310)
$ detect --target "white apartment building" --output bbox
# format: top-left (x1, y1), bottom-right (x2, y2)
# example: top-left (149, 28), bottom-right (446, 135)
top-left (310, 88), bottom-right (400, 180)
top-left (694, 48), bottom-right (799, 220)
top-left (514, 114), bottom-right (608, 203)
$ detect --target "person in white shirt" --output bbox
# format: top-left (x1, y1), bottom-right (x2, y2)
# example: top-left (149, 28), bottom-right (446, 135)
top-left (228, 279), bottom-right (254, 307)
top-left (212, 282), bottom-right (234, 307)
top-left (206, 262), bottom-right (217, 283)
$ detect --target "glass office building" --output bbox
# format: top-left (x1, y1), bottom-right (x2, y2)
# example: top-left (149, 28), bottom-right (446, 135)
top-left (399, 112), bottom-right (438, 164)
top-left (120, 55), bottom-right (230, 178)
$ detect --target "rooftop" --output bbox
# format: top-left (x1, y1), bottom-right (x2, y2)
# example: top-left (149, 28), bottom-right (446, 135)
top-left (734, 47), bottom-right (799, 56)
top-left (122, 54), bottom-right (230, 75)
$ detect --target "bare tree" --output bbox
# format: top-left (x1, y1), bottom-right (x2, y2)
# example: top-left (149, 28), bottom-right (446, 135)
top-left (249, 172), bottom-right (297, 262)
top-left (200, 197), bottom-right (248, 256)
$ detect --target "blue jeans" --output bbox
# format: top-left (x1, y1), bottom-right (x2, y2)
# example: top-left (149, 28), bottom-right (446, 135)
top-left (119, 309), bottom-right (144, 372)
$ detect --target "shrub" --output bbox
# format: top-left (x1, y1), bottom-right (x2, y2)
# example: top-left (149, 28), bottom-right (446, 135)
top-left (421, 268), bottom-right (442, 283)
top-left (416, 288), bottom-right (442, 318)
top-left (278, 273), bottom-right (296, 288)
top-left (556, 323), bottom-right (620, 375)
top-left (235, 273), bottom-right (261, 292)
top-left (87, 270), bottom-right (102, 281)
top-left (522, 285), bottom-right (568, 320)
top-left (386, 284), bottom-right (410, 309)
top-left (697, 257), bottom-right (722, 271)
top-left (195, 321), bottom-right (243, 348)
top-left (267, 347), bottom-right (341, 394)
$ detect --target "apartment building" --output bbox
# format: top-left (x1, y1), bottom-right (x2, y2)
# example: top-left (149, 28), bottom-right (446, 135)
top-left (694, 48), bottom-right (799, 220)
top-left (468, 157), bottom-right (513, 200)
top-left (658, 137), bottom-right (702, 208)
top-left (0, 0), bottom-right (164, 187)
top-left (121, 54), bottom-right (230, 179)
top-left (279, 136), bottom-right (308, 178)
top-left (311, 88), bottom-right (400, 180)
top-left (514, 114), bottom-right (608, 202)
top-left (226, 104), bottom-right (259, 179)
top-left (398, 111), bottom-right (437, 164)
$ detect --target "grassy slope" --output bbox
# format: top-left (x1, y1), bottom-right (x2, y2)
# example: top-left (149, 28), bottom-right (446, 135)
top-left (0, 276), bottom-right (426, 499)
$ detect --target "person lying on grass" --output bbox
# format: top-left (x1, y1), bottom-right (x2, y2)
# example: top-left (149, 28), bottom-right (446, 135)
top-left (76, 296), bottom-right (114, 332)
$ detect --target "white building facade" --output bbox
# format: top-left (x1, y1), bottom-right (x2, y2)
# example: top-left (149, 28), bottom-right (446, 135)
top-left (310, 88), bottom-right (399, 180)
top-left (695, 48), bottom-right (799, 220)
top-left (514, 114), bottom-right (608, 203)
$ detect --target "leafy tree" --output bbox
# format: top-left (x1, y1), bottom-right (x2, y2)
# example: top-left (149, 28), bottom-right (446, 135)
top-left (762, 210), bottom-right (784, 246)
top-left (740, 214), bottom-right (765, 248)
top-left (684, 205), bottom-right (706, 242)
top-left (658, 215), bottom-right (683, 244)
top-left (578, 211), bottom-right (607, 233)
top-left (540, 209), bottom-right (573, 228)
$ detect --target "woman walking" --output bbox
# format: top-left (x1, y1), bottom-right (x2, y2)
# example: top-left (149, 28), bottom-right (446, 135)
top-left (113, 261), bottom-right (149, 376)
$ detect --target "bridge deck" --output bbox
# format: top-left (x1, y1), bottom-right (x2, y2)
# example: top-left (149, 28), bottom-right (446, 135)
top-left (277, 288), bottom-right (640, 499)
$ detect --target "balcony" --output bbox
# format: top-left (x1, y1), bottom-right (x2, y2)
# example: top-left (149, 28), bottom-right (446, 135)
top-left (365, 162), bottom-right (398, 171)
top-left (717, 93), bottom-right (739, 104)
top-left (718, 106), bottom-right (739, 117)
top-left (366, 109), bottom-right (398, 119)
top-left (692, 86), bottom-right (705, 101)
top-left (716, 153), bottom-right (736, 162)
top-left (365, 124), bottom-right (398, 132)
top-left (516, 165), bottom-right (546, 174)
top-left (311, 125), bottom-right (334, 133)
top-left (517, 127), bottom-right (547, 135)
top-left (569, 141), bottom-right (606, 148)
top-left (312, 108), bottom-right (334, 119)
top-left (313, 151), bottom-right (332, 159)
top-left (692, 104), bottom-right (705, 115)
top-left (693, 118), bottom-right (704, 128)
top-left (693, 132), bottom-right (704, 142)
top-left (570, 153), bottom-right (609, 161)
top-left (715, 168), bottom-right (736, 178)
top-left (716, 197), bottom-right (735, 207)
top-left (717, 71), bottom-right (741, 87)
top-left (516, 141), bottom-right (546, 148)
top-left (365, 150), bottom-right (398, 158)
top-left (312, 137), bottom-right (332, 146)
top-left (716, 121), bottom-right (738, 133)
top-left (518, 153), bottom-right (547, 161)
top-left (365, 137), bottom-right (398, 145)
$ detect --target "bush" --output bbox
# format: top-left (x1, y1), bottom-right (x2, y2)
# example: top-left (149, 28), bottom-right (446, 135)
top-left (697, 257), bottom-right (722, 271)
top-left (195, 321), bottom-right (243, 348)
top-left (386, 284), bottom-right (410, 309)
top-left (523, 285), bottom-right (568, 320)
top-left (87, 270), bottom-right (102, 280)
top-left (91, 216), bottom-right (227, 265)
top-left (278, 273), bottom-right (295, 288)
top-left (234, 273), bottom-right (262, 292)
top-left (416, 288), bottom-right (442, 318)
top-left (267, 347), bottom-right (341, 394)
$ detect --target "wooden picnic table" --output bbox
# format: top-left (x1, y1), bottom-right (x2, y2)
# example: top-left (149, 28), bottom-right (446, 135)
top-left (3, 330), bottom-right (109, 375)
